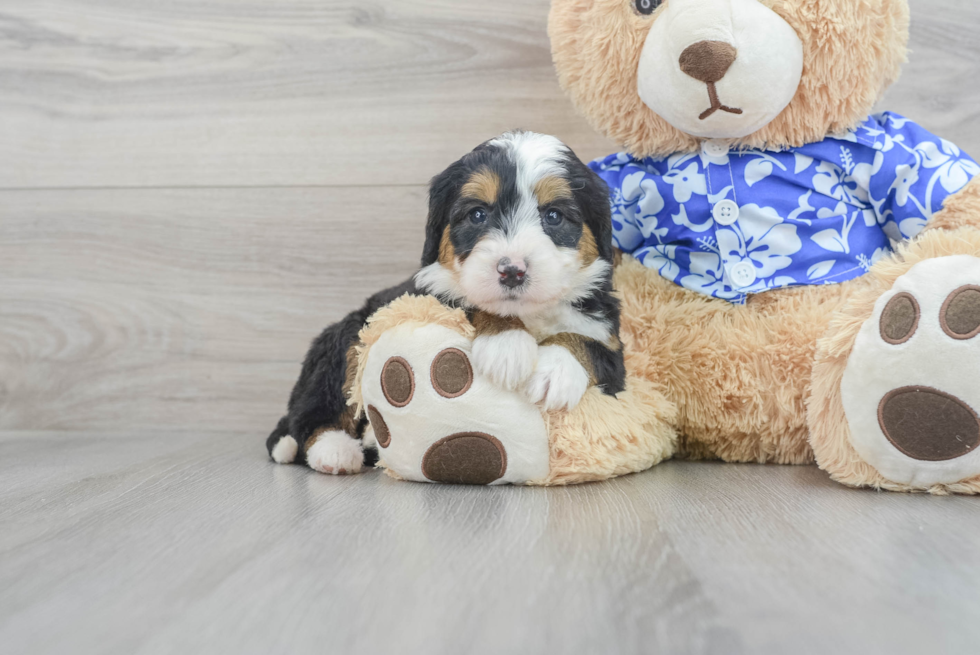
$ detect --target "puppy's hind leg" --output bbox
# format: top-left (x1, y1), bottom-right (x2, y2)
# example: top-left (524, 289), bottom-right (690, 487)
top-left (267, 415), bottom-right (299, 464)
top-left (268, 276), bottom-right (420, 475)
top-left (288, 315), bottom-right (369, 476)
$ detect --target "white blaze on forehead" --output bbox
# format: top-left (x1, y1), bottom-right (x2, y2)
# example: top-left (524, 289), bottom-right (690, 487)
top-left (489, 131), bottom-right (569, 193)
top-left (485, 131), bottom-right (572, 254)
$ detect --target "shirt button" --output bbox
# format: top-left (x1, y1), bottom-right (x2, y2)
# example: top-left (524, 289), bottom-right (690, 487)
top-left (712, 200), bottom-right (740, 226)
top-left (701, 140), bottom-right (730, 158)
top-left (727, 261), bottom-right (758, 289)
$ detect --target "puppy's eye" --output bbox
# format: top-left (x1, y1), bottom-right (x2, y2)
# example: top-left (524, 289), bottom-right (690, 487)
top-left (469, 208), bottom-right (488, 225)
top-left (634, 0), bottom-right (661, 15)
top-left (544, 209), bottom-right (564, 226)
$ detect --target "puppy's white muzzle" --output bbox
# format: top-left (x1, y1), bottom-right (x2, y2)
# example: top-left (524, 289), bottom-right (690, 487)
top-left (637, 0), bottom-right (804, 139)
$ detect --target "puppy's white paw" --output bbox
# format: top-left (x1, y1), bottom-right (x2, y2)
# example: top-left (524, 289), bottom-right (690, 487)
top-left (271, 435), bottom-right (298, 464)
top-left (525, 345), bottom-right (590, 411)
top-left (471, 330), bottom-right (538, 390)
top-left (306, 431), bottom-right (364, 475)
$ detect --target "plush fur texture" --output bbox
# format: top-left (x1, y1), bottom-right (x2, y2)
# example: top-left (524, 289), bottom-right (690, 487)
top-left (614, 255), bottom-right (845, 465)
top-left (549, 0), bottom-right (910, 157)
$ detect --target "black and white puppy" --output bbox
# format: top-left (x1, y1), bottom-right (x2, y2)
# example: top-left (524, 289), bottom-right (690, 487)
top-left (267, 131), bottom-right (625, 475)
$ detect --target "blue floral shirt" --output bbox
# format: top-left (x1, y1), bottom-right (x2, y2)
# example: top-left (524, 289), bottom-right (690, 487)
top-left (590, 113), bottom-right (979, 304)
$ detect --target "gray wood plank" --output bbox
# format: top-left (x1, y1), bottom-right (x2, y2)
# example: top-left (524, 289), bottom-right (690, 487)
top-left (0, 0), bottom-right (617, 189)
top-left (1, 0), bottom-right (976, 190)
top-left (1, 431), bottom-right (978, 655)
top-left (878, 0), bottom-right (980, 149)
top-left (0, 186), bottom-right (427, 431)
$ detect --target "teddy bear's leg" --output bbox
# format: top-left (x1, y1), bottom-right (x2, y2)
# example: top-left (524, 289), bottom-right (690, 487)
top-left (359, 322), bottom-right (553, 485)
top-left (353, 295), bottom-right (680, 485)
top-left (809, 227), bottom-right (980, 494)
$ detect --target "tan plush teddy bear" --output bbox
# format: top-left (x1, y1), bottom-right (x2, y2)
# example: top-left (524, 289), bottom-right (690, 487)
top-left (352, 0), bottom-right (980, 493)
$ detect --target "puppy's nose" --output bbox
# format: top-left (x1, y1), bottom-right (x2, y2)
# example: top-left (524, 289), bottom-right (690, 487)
top-left (497, 257), bottom-right (527, 289)
top-left (679, 40), bottom-right (737, 84)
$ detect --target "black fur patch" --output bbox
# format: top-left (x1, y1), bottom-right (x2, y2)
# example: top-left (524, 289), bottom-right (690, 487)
top-left (267, 278), bottom-right (420, 463)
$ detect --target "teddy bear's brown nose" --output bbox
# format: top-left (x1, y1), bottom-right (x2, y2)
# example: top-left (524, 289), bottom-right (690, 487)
top-left (679, 40), bottom-right (738, 84)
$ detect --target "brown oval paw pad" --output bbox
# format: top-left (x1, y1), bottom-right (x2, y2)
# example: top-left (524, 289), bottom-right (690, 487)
top-left (941, 285), bottom-right (980, 340)
top-left (880, 292), bottom-right (920, 344)
top-left (878, 386), bottom-right (980, 461)
top-left (421, 433), bottom-right (508, 485)
top-left (430, 348), bottom-right (473, 398)
top-left (367, 405), bottom-right (391, 449)
top-left (381, 357), bottom-right (414, 407)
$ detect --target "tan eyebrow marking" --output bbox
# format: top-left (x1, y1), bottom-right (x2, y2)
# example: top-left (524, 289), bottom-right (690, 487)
top-left (461, 169), bottom-right (501, 205)
top-left (535, 176), bottom-right (573, 206)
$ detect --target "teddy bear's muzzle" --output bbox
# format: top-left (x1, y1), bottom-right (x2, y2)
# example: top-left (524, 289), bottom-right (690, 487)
top-left (635, 0), bottom-right (804, 138)
top-left (678, 40), bottom-right (745, 121)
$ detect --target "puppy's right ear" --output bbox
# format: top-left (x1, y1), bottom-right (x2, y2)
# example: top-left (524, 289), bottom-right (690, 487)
top-left (421, 160), bottom-right (466, 267)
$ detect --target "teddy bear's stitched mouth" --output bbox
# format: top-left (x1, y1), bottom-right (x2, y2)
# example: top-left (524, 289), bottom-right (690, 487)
top-left (699, 82), bottom-right (743, 121)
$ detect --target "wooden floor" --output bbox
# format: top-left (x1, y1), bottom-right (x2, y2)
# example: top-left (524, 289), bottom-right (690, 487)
top-left (2, 1), bottom-right (979, 653)
top-left (3, 432), bottom-right (980, 655)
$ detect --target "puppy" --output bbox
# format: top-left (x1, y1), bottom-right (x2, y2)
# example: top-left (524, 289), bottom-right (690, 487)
top-left (267, 131), bottom-right (625, 475)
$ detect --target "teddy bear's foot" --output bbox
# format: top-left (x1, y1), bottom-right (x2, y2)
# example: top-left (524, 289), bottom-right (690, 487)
top-left (359, 322), bottom-right (551, 485)
top-left (841, 255), bottom-right (980, 489)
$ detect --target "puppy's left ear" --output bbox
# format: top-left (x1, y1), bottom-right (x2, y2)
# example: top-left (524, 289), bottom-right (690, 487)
top-left (568, 155), bottom-right (614, 262)
top-left (421, 160), bottom-right (466, 267)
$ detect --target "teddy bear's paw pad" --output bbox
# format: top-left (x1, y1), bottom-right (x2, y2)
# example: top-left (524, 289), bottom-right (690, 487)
top-left (842, 255), bottom-right (980, 488)
top-left (430, 348), bottom-right (473, 398)
top-left (381, 356), bottom-right (414, 407)
top-left (421, 433), bottom-right (507, 485)
top-left (360, 323), bottom-right (550, 485)
top-left (878, 387), bottom-right (979, 461)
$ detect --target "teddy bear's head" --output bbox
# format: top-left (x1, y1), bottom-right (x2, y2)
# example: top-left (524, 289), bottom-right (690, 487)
top-left (549, 0), bottom-right (910, 156)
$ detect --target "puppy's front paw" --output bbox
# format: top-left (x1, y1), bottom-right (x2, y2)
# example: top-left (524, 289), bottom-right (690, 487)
top-left (471, 330), bottom-right (538, 390)
top-left (525, 345), bottom-right (590, 412)
top-left (306, 430), bottom-right (364, 475)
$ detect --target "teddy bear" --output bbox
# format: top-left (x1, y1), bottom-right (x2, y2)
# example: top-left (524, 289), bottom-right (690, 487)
top-left (350, 0), bottom-right (980, 493)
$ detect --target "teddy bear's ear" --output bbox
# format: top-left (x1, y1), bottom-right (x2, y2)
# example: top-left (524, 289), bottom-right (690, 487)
top-left (421, 159), bottom-right (467, 268)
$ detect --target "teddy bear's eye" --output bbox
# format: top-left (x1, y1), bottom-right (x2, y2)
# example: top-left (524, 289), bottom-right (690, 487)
top-left (634, 0), bottom-right (661, 15)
